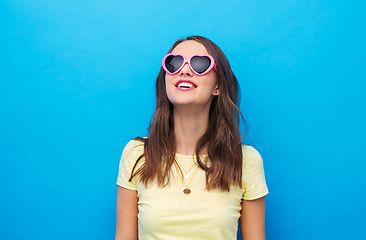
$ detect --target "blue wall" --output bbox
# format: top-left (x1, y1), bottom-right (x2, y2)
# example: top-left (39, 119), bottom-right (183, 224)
top-left (1, 1), bottom-right (365, 239)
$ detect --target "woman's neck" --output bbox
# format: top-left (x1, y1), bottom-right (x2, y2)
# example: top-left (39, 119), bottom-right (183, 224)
top-left (173, 105), bottom-right (210, 156)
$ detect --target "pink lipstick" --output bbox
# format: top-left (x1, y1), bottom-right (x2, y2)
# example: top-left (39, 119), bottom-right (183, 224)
top-left (175, 80), bottom-right (197, 91)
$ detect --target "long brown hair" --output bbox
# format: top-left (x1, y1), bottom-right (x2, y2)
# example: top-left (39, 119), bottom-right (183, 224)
top-left (130, 36), bottom-right (246, 191)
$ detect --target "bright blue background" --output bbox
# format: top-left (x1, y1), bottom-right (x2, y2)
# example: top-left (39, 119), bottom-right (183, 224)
top-left (1, 0), bottom-right (365, 239)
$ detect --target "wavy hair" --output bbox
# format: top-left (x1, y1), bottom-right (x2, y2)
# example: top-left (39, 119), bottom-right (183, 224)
top-left (130, 36), bottom-right (247, 191)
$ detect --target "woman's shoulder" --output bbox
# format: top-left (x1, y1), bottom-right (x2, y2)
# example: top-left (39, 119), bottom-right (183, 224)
top-left (241, 143), bottom-right (261, 155)
top-left (121, 137), bottom-right (146, 161)
top-left (240, 144), bottom-right (269, 199)
top-left (124, 137), bottom-right (145, 149)
top-left (241, 144), bottom-right (264, 167)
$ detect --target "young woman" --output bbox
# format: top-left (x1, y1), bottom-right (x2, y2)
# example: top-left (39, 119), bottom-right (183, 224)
top-left (115, 36), bottom-right (269, 240)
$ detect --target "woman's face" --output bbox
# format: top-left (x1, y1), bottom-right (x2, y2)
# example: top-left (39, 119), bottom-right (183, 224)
top-left (165, 40), bottom-right (219, 109)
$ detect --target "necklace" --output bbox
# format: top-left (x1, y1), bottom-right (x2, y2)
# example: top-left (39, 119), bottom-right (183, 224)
top-left (176, 160), bottom-right (197, 179)
top-left (175, 159), bottom-right (199, 194)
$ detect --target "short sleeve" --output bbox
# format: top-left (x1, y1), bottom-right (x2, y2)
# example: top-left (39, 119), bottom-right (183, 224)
top-left (116, 139), bottom-right (144, 190)
top-left (242, 145), bottom-right (269, 200)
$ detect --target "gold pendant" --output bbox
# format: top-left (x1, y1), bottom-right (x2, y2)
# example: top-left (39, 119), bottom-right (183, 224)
top-left (183, 188), bottom-right (191, 194)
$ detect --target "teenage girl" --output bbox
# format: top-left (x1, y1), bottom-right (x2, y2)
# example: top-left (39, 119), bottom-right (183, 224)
top-left (115, 35), bottom-right (269, 240)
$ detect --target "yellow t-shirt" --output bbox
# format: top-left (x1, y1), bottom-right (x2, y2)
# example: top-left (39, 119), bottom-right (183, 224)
top-left (117, 139), bottom-right (269, 240)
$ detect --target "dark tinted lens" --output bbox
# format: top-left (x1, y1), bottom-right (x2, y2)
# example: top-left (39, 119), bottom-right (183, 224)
top-left (191, 56), bottom-right (211, 74)
top-left (165, 55), bottom-right (184, 73)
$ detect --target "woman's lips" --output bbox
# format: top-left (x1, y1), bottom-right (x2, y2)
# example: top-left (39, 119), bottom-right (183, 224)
top-left (177, 86), bottom-right (195, 91)
top-left (175, 80), bottom-right (197, 91)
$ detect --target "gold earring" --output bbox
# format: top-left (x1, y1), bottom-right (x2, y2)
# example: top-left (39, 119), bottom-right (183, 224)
top-left (214, 89), bottom-right (218, 94)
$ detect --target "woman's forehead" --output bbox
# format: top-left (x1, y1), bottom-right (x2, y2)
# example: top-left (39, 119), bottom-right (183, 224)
top-left (171, 40), bottom-right (208, 57)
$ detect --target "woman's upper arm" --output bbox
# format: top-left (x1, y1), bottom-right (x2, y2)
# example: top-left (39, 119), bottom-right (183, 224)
top-left (239, 196), bottom-right (266, 240)
top-left (115, 186), bottom-right (138, 240)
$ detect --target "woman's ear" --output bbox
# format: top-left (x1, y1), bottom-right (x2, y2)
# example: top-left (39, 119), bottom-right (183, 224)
top-left (213, 85), bottom-right (220, 96)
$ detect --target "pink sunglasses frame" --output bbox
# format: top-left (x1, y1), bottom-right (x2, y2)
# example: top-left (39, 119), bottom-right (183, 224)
top-left (162, 53), bottom-right (218, 76)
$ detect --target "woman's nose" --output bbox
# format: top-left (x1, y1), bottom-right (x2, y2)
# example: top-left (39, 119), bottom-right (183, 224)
top-left (180, 62), bottom-right (193, 76)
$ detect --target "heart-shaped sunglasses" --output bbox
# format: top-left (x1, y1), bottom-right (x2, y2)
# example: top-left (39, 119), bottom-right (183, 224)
top-left (162, 53), bottom-right (218, 76)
